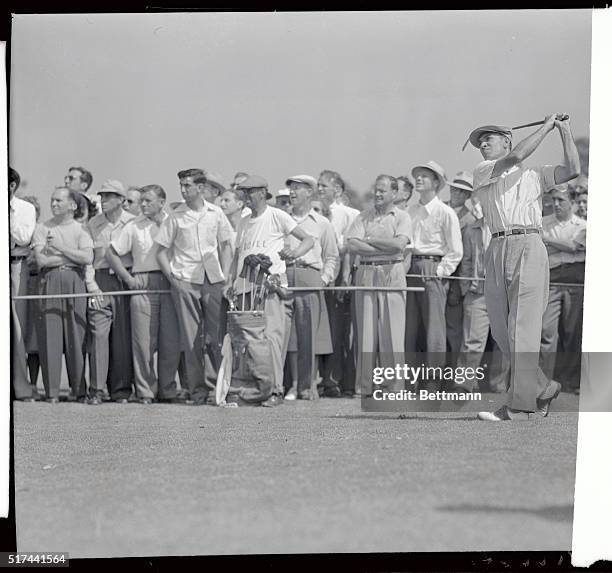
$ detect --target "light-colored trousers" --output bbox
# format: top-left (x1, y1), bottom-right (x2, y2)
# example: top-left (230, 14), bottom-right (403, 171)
top-left (458, 291), bottom-right (510, 392)
top-left (353, 262), bottom-right (406, 395)
top-left (484, 234), bottom-right (550, 411)
top-left (130, 272), bottom-right (181, 399)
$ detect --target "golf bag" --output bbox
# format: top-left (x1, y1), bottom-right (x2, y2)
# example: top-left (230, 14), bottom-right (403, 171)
top-left (216, 310), bottom-right (274, 405)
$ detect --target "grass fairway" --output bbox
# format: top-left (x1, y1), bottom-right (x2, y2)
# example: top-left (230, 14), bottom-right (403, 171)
top-left (13, 394), bottom-right (578, 558)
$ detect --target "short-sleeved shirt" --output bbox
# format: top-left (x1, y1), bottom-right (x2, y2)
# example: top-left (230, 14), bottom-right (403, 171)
top-left (346, 205), bottom-right (413, 264)
top-left (87, 210), bottom-right (135, 270)
top-left (472, 160), bottom-right (556, 234)
top-left (329, 201), bottom-right (360, 250)
top-left (407, 196), bottom-right (463, 277)
top-left (286, 209), bottom-right (339, 285)
top-left (10, 197), bottom-right (37, 257)
top-left (154, 201), bottom-right (234, 285)
top-left (233, 206), bottom-right (297, 294)
top-left (542, 213), bottom-right (587, 269)
top-left (111, 213), bottom-right (168, 273)
top-left (31, 218), bottom-right (94, 268)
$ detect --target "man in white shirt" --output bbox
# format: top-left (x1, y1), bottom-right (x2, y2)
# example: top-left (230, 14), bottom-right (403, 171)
top-left (469, 114), bottom-right (581, 421)
top-left (317, 170), bottom-right (359, 397)
top-left (156, 169), bottom-right (234, 405)
top-left (225, 175), bottom-right (314, 407)
top-left (107, 185), bottom-right (182, 403)
top-left (9, 167), bottom-right (37, 401)
top-left (405, 161), bottom-right (462, 392)
top-left (540, 184), bottom-right (586, 392)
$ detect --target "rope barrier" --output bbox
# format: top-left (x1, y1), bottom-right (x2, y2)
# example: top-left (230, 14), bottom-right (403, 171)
top-left (11, 273), bottom-right (584, 300)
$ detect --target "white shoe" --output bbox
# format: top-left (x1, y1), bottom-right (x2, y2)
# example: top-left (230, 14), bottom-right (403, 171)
top-left (285, 388), bottom-right (297, 401)
top-left (477, 405), bottom-right (530, 422)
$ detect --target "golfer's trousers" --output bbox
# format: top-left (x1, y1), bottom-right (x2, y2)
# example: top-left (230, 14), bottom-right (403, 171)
top-left (38, 267), bottom-right (88, 399)
top-left (353, 262), bottom-right (406, 395)
top-left (170, 275), bottom-right (223, 401)
top-left (457, 291), bottom-right (510, 392)
top-left (87, 270), bottom-right (133, 400)
top-left (484, 233), bottom-right (550, 412)
top-left (130, 272), bottom-right (181, 399)
top-left (11, 259), bottom-right (33, 399)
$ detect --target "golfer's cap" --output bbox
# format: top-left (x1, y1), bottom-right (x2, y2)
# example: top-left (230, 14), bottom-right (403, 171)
top-left (204, 172), bottom-right (226, 194)
top-left (99, 179), bottom-right (127, 197)
top-left (285, 174), bottom-right (317, 190)
top-left (469, 125), bottom-right (513, 149)
top-left (276, 188), bottom-right (291, 198)
top-left (448, 171), bottom-right (474, 193)
top-left (236, 175), bottom-right (272, 199)
top-left (411, 161), bottom-right (447, 187)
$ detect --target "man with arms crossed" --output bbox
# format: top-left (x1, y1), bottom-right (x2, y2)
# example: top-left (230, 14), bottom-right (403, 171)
top-left (470, 114), bottom-right (580, 421)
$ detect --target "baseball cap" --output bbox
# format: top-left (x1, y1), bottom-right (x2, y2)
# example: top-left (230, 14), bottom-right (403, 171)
top-left (204, 172), bottom-right (226, 195)
top-left (99, 179), bottom-right (127, 197)
top-left (285, 174), bottom-right (317, 190)
top-left (469, 125), bottom-right (513, 149)
top-left (411, 161), bottom-right (447, 188)
top-left (276, 188), bottom-right (291, 198)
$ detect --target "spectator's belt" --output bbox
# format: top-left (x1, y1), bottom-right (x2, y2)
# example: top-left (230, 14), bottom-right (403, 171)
top-left (360, 259), bottom-right (404, 266)
top-left (289, 261), bottom-right (322, 271)
top-left (97, 267), bottom-right (132, 275)
top-left (412, 255), bottom-right (442, 262)
top-left (29, 271), bottom-right (39, 277)
top-left (41, 265), bottom-right (80, 274)
top-left (133, 270), bottom-right (163, 274)
top-left (492, 228), bottom-right (540, 239)
top-left (10, 255), bottom-right (28, 262)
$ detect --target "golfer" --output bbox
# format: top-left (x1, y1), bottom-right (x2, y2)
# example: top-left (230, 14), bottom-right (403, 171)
top-left (469, 114), bottom-right (580, 421)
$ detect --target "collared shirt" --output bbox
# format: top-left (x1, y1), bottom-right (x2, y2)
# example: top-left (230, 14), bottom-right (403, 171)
top-left (346, 205), bottom-right (413, 264)
top-left (473, 160), bottom-right (556, 234)
top-left (10, 197), bottom-right (37, 257)
top-left (542, 213), bottom-right (587, 269)
top-left (329, 201), bottom-right (360, 251)
top-left (286, 208), bottom-right (339, 285)
top-left (111, 213), bottom-right (168, 273)
top-left (155, 201), bottom-right (234, 285)
top-left (31, 218), bottom-right (94, 267)
top-left (87, 210), bottom-right (135, 270)
top-left (460, 219), bottom-right (491, 295)
top-left (233, 206), bottom-right (297, 294)
top-left (407, 196), bottom-right (463, 277)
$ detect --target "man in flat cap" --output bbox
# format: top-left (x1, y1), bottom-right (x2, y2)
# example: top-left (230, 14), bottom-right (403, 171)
top-left (86, 179), bottom-right (136, 403)
top-left (156, 169), bottom-right (234, 405)
top-left (469, 114), bottom-right (581, 421)
top-left (225, 175), bottom-right (314, 407)
top-left (405, 161), bottom-right (462, 392)
top-left (445, 172), bottom-right (476, 361)
top-left (539, 183), bottom-right (586, 393)
top-left (283, 174), bottom-right (339, 401)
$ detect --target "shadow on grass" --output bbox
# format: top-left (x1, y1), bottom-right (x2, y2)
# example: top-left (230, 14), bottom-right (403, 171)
top-left (438, 503), bottom-right (573, 522)
top-left (324, 414), bottom-right (479, 421)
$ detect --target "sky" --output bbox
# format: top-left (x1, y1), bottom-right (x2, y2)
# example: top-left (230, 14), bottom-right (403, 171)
top-left (10, 10), bottom-right (592, 218)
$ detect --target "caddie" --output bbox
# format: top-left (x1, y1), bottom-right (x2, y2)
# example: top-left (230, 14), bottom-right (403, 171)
top-left (469, 114), bottom-right (581, 421)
